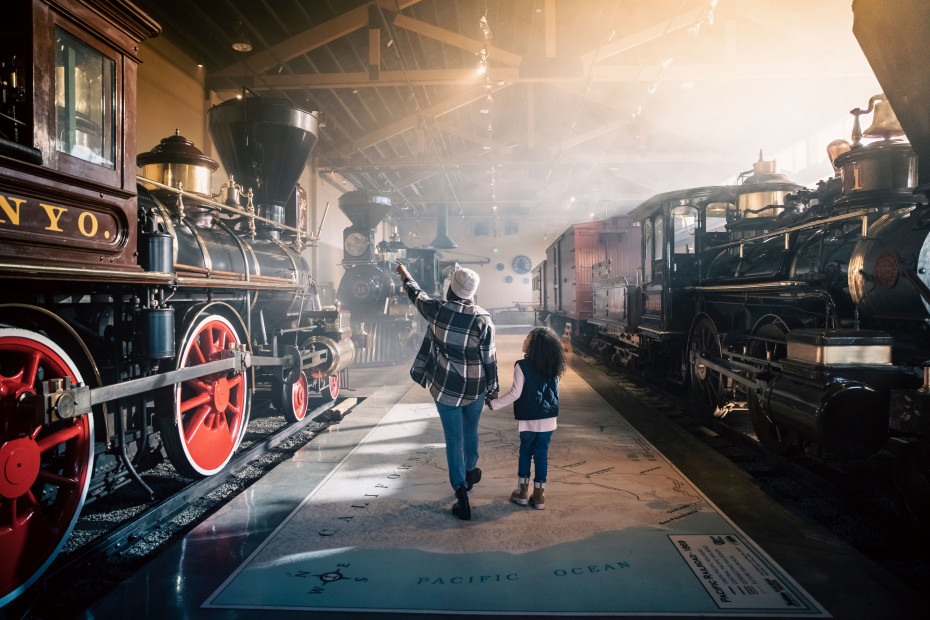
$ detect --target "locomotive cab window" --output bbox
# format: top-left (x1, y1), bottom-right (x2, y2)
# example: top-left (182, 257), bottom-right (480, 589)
top-left (55, 27), bottom-right (115, 168)
top-left (705, 202), bottom-right (730, 234)
top-left (643, 219), bottom-right (654, 282)
top-left (654, 215), bottom-right (664, 262)
top-left (672, 205), bottom-right (697, 254)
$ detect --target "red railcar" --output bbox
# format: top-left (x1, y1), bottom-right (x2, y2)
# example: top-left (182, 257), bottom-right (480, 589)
top-left (537, 217), bottom-right (641, 336)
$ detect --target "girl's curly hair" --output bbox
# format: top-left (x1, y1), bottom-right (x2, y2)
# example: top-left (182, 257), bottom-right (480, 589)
top-left (525, 326), bottom-right (566, 378)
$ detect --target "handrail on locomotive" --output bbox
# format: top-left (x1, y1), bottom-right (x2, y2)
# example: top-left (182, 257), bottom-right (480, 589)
top-left (138, 175), bottom-right (317, 243)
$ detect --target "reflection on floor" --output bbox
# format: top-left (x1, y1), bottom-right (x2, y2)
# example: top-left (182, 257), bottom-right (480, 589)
top-left (199, 339), bottom-right (826, 617)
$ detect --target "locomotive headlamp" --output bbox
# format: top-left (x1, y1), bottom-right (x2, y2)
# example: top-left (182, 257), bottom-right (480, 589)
top-left (345, 231), bottom-right (370, 257)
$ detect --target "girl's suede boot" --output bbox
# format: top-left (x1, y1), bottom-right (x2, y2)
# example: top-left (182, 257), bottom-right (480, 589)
top-left (529, 482), bottom-right (546, 510)
top-left (510, 477), bottom-right (530, 505)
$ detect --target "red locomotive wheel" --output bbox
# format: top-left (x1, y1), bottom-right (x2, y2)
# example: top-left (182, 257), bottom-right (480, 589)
top-left (0, 328), bottom-right (93, 607)
top-left (320, 373), bottom-right (339, 403)
top-left (160, 315), bottom-right (250, 478)
top-left (276, 370), bottom-right (309, 423)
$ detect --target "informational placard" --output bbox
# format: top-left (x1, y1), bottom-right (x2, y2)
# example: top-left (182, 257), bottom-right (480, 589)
top-left (670, 534), bottom-right (812, 610)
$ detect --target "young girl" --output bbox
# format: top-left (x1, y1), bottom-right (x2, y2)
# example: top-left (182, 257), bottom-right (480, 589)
top-left (488, 327), bottom-right (566, 509)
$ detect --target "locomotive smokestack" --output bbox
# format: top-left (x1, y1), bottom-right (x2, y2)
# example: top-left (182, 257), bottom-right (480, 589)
top-left (337, 190), bottom-right (391, 230)
top-left (208, 95), bottom-right (319, 235)
top-left (428, 204), bottom-right (457, 249)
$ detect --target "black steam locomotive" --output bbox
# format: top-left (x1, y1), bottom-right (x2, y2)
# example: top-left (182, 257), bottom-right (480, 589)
top-left (0, 0), bottom-right (352, 607)
top-left (335, 191), bottom-right (443, 365)
top-left (535, 0), bottom-right (930, 526)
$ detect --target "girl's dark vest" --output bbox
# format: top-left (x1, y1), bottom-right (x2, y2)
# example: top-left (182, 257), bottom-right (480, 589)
top-left (513, 359), bottom-right (559, 420)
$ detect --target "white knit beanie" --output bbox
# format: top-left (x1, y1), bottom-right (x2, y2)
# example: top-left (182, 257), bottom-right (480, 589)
top-left (450, 267), bottom-right (479, 299)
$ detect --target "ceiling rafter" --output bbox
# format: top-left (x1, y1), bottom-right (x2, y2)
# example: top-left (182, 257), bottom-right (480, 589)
top-left (209, 57), bottom-right (870, 95)
top-left (376, 0), bottom-right (424, 11)
top-left (320, 81), bottom-right (510, 160)
top-left (212, 5), bottom-right (370, 78)
top-left (431, 119), bottom-right (511, 150)
top-left (581, 7), bottom-right (705, 66)
top-left (560, 117), bottom-right (634, 151)
top-left (323, 152), bottom-right (732, 171)
top-left (207, 67), bottom-right (522, 92)
top-left (390, 13), bottom-right (523, 66)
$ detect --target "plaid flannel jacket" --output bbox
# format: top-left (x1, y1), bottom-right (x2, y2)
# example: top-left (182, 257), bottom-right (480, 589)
top-left (403, 276), bottom-right (498, 406)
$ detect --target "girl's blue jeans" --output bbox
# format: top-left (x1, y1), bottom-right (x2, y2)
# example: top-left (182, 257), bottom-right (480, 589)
top-left (435, 395), bottom-right (484, 490)
top-left (518, 430), bottom-right (552, 483)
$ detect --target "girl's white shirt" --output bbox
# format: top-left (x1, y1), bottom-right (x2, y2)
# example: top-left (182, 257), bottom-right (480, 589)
top-left (489, 363), bottom-right (558, 433)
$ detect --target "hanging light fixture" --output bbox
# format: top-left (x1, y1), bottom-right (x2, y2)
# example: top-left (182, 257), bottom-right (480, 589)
top-left (231, 21), bottom-right (253, 53)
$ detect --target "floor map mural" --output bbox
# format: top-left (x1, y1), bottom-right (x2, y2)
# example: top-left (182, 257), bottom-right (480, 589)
top-left (204, 369), bottom-right (827, 616)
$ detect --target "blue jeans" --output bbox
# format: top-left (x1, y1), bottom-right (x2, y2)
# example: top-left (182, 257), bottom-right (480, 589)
top-left (435, 395), bottom-right (484, 490)
top-left (518, 430), bottom-right (553, 483)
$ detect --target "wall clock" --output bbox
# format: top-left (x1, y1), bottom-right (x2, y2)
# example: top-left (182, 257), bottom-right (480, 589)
top-left (512, 254), bottom-right (532, 274)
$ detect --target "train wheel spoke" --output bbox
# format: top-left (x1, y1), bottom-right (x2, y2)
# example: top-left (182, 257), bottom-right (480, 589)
top-left (179, 390), bottom-right (212, 414)
top-left (183, 405), bottom-right (213, 443)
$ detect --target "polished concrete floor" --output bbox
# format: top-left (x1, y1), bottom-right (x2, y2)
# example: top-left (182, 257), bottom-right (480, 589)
top-left (79, 335), bottom-right (929, 619)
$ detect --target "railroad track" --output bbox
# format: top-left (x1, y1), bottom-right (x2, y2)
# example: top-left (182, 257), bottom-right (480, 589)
top-left (572, 349), bottom-right (929, 593)
top-left (13, 397), bottom-right (359, 620)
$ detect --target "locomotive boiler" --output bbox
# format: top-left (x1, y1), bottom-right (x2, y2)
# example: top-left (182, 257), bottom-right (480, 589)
top-left (0, 0), bottom-right (352, 607)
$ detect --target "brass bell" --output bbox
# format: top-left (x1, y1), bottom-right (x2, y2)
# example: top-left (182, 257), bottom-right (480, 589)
top-left (862, 97), bottom-right (905, 140)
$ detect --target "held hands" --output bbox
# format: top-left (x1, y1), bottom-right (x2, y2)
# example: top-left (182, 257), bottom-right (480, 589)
top-left (485, 390), bottom-right (499, 410)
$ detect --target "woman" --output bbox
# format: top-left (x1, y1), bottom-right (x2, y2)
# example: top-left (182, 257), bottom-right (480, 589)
top-left (395, 261), bottom-right (498, 520)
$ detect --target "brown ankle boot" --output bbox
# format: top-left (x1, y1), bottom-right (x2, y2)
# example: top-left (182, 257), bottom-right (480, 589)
top-left (510, 478), bottom-right (530, 505)
top-left (529, 483), bottom-right (545, 510)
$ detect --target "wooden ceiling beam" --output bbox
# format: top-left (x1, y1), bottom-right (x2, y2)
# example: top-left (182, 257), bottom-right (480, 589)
top-left (324, 152), bottom-right (729, 171)
top-left (210, 57), bottom-right (868, 94)
top-left (391, 14), bottom-right (523, 66)
top-left (431, 119), bottom-right (511, 150)
top-left (581, 8), bottom-right (704, 66)
top-left (544, 0), bottom-right (557, 58)
top-left (546, 81), bottom-right (626, 114)
top-left (390, 168), bottom-right (442, 191)
top-left (207, 67), bottom-right (521, 92)
top-left (560, 117), bottom-right (634, 151)
top-left (211, 5), bottom-right (369, 78)
top-left (376, 0), bottom-right (424, 10)
top-left (319, 84), bottom-right (491, 160)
